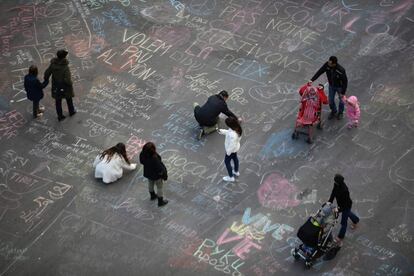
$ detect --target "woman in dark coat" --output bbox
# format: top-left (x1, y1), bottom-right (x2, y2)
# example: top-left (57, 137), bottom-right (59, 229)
top-left (328, 174), bottom-right (360, 244)
top-left (44, 49), bottom-right (76, 121)
top-left (139, 142), bottom-right (168, 207)
top-left (24, 65), bottom-right (48, 118)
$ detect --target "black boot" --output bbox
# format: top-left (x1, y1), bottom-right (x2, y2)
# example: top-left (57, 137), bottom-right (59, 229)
top-left (158, 197), bottom-right (168, 207)
top-left (149, 191), bottom-right (157, 200)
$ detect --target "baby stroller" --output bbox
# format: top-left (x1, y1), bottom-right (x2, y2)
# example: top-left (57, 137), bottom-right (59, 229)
top-left (292, 83), bottom-right (328, 144)
top-left (291, 202), bottom-right (340, 269)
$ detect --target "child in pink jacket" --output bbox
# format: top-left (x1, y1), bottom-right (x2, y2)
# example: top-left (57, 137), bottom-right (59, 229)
top-left (345, 96), bottom-right (360, 128)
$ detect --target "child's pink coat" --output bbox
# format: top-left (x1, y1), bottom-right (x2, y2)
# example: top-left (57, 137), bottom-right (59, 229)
top-left (346, 96), bottom-right (360, 122)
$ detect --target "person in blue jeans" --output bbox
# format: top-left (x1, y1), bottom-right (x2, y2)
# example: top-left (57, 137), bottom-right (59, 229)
top-left (328, 174), bottom-right (359, 245)
top-left (217, 117), bottom-right (242, 182)
top-left (310, 56), bottom-right (348, 120)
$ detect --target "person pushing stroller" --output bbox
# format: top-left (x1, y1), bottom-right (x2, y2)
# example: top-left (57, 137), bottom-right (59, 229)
top-left (292, 202), bottom-right (340, 269)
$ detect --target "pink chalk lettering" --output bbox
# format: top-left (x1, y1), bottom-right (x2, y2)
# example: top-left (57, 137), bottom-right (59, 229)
top-left (126, 135), bottom-right (147, 159)
top-left (232, 238), bottom-right (262, 259)
top-left (216, 228), bottom-right (244, 245)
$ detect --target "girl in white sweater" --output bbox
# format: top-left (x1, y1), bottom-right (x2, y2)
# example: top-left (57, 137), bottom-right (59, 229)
top-left (218, 117), bottom-right (242, 182)
top-left (93, 143), bottom-right (137, 184)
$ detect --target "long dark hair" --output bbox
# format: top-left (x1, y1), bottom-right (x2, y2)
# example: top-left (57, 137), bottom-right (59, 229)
top-left (225, 117), bottom-right (242, 137)
top-left (141, 142), bottom-right (157, 158)
top-left (28, 65), bottom-right (38, 76)
top-left (100, 143), bottom-right (130, 164)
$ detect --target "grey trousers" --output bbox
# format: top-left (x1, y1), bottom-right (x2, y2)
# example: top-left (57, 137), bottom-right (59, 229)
top-left (148, 179), bottom-right (164, 197)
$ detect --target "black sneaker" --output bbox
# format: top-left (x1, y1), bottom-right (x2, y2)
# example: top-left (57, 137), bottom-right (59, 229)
top-left (336, 113), bottom-right (343, 120)
top-left (328, 112), bottom-right (337, 120)
top-left (69, 111), bottom-right (77, 116)
top-left (58, 115), bottom-right (66, 122)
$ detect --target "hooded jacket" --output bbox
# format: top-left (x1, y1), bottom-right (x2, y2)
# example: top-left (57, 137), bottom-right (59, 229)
top-left (139, 152), bottom-right (168, 181)
top-left (346, 95), bottom-right (360, 122)
top-left (194, 94), bottom-right (237, 127)
top-left (24, 74), bottom-right (48, 101)
top-left (328, 175), bottom-right (352, 210)
top-left (311, 62), bottom-right (348, 94)
top-left (44, 57), bottom-right (74, 99)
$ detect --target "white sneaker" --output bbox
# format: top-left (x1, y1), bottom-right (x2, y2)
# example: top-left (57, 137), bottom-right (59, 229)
top-left (223, 176), bottom-right (235, 182)
top-left (232, 170), bottom-right (240, 177)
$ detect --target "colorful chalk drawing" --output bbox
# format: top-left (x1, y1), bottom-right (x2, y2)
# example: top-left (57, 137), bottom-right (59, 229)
top-left (257, 172), bottom-right (300, 210)
top-left (260, 129), bottom-right (308, 159)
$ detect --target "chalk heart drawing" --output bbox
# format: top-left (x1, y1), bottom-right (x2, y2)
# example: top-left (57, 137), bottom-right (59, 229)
top-left (389, 147), bottom-right (414, 195)
top-left (257, 173), bottom-right (300, 209)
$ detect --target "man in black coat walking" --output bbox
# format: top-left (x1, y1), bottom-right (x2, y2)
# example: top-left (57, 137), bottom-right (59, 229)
top-left (193, 90), bottom-right (238, 140)
top-left (328, 174), bottom-right (359, 245)
top-left (310, 56), bottom-right (348, 120)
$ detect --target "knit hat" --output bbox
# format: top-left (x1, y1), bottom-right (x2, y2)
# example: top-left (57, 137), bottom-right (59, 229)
top-left (56, 49), bottom-right (68, 59)
top-left (334, 174), bottom-right (344, 185)
top-left (346, 95), bottom-right (358, 106)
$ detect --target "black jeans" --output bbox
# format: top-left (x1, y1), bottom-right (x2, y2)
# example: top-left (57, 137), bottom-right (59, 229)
top-left (33, 100), bottom-right (39, 118)
top-left (55, 97), bottom-right (75, 118)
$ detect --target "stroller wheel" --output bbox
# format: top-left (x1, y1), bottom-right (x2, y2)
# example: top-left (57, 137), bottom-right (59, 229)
top-left (305, 261), bottom-right (313, 269)
top-left (292, 132), bottom-right (298, 140)
top-left (291, 248), bottom-right (300, 260)
top-left (306, 137), bottom-right (313, 144)
top-left (317, 122), bottom-right (323, 130)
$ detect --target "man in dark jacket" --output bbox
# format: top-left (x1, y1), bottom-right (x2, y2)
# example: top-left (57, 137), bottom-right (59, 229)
top-left (24, 65), bottom-right (48, 118)
top-left (328, 174), bottom-right (359, 245)
top-left (194, 90), bottom-right (238, 140)
top-left (310, 56), bottom-right (348, 120)
top-left (44, 49), bottom-right (76, 121)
